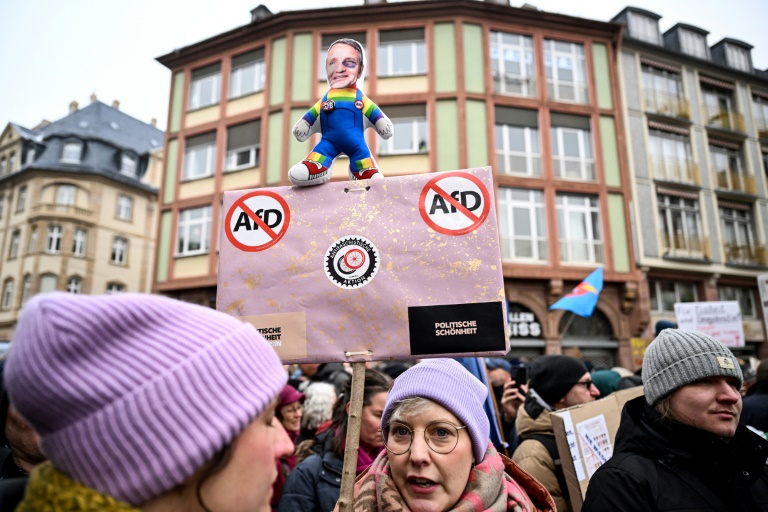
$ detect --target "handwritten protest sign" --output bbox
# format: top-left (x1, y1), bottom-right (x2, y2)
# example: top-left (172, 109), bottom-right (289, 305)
top-left (674, 301), bottom-right (745, 347)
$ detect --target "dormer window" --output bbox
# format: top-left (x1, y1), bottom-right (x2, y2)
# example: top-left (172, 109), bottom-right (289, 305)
top-left (725, 45), bottom-right (750, 72)
top-left (62, 141), bottom-right (82, 163)
top-left (679, 30), bottom-right (708, 59)
top-left (121, 154), bottom-right (137, 176)
top-left (628, 12), bottom-right (660, 45)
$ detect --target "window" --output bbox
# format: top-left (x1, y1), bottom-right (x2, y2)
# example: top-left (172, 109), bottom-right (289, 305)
top-left (111, 237), bottom-right (128, 265)
top-left (66, 277), bottom-right (82, 294)
top-left (679, 30), bottom-right (707, 59)
top-left (47, 225), bottom-right (62, 254)
top-left (711, 144), bottom-right (750, 193)
top-left (1, 279), bottom-right (13, 311)
top-left (0, 195), bottom-right (3, 218)
top-left (726, 45), bottom-right (750, 72)
top-left (106, 282), bottom-right (125, 294)
top-left (641, 65), bottom-right (687, 117)
top-left (72, 228), bottom-right (87, 257)
top-left (177, 206), bottom-right (213, 256)
top-left (498, 188), bottom-right (548, 262)
top-left (649, 279), bottom-right (697, 312)
top-left (718, 285), bottom-right (755, 317)
top-left (62, 142), bottom-right (82, 163)
top-left (0, 157), bottom-right (5, 174)
top-left (56, 184), bottom-right (76, 205)
top-left (556, 193), bottom-right (603, 263)
top-left (657, 194), bottom-right (705, 258)
top-left (39, 274), bottom-right (57, 293)
top-left (720, 205), bottom-right (757, 264)
top-left (379, 104), bottom-right (427, 155)
top-left (116, 194), bottom-right (133, 220)
top-left (490, 31), bottom-right (536, 96)
top-left (28, 228), bottom-right (37, 254)
top-left (701, 85), bottom-right (741, 131)
top-left (120, 154), bottom-right (137, 176)
top-left (551, 114), bottom-right (594, 180)
top-left (226, 121), bottom-right (261, 171)
top-left (648, 129), bottom-right (694, 183)
top-left (230, 48), bottom-right (266, 98)
top-left (16, 186), bottom-right (27, 212)
top-left (9, 231), bottom-right (20, 259)
top-left (544, 39), bottom-right (588, 103)
top-left (495, 108), bottom-right (541, 176)
top-left (318, 34), bottom-right (366, 81)
top-left (183, 132), bottom-right (217, 180)
top-left (188, 63), bottom-right (221, 110)
top-left (628, 12), bottom-right (660, 44)
top-left (21, 275), bottom-right (31, 306)
top-left (752, 95), bottom-right (768, 137)
top-left (25, 147), bottom-right (35, 165)
top-left (8, 152), bottom-right (15, 173)
top-left (378, 28), bottom-right (426, 77)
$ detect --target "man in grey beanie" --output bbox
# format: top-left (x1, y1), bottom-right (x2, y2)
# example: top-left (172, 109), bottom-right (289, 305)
top-left (583, 329), bottom-right (768, 511)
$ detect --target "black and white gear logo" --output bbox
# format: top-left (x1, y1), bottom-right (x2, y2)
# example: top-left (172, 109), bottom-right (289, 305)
top-left (324, 236), bottom-right (379, 289)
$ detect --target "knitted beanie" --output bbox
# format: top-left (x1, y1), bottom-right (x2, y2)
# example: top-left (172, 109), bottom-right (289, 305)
top-left (529, 355), bottom-right (589, 406)
top-left (381, 359), bottom-right (489, 462)
top-left (4, 292), bottom-right (286, 505)
top-left (642, 329), bottom-right (742, 405)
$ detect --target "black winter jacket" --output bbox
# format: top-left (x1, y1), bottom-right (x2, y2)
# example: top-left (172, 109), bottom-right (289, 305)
top-left (277, 431), bottom-right (343, 512)
top-left (742, 380), bottom-right (768, 432)
top-left (583, 396), bottom-right (768, 512)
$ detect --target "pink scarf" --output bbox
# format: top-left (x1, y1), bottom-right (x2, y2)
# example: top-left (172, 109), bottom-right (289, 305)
top-left (349, 442), bottom-right (549, 512)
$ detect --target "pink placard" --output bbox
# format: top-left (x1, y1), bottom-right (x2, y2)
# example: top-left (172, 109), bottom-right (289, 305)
top-left (217, 167), bottom-right (509, 363)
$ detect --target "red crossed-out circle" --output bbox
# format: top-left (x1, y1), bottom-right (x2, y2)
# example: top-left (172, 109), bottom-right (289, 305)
top-left (418, 172), bottom-right (491, 235)
top-left (225, 190), bottom-right (290, 252)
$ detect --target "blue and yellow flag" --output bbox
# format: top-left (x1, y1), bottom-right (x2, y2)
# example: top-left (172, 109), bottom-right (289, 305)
top-left (549, 268), bottom-right (603, 317)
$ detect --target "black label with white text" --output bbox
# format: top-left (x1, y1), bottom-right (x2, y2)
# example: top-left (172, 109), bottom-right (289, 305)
top-left (408, 302), bottom-right (506, 355)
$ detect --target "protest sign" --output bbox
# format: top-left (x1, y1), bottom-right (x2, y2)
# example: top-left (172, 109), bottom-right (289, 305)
top-left (674, 301), bottom-right (745, 347)
top-left (217, 167), bottom-right (508, 363)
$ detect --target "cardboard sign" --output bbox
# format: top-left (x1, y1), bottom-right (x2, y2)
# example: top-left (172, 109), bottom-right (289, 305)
top-left (551, 387), bottom-right (644, 512)
top-left (217, 167), bottom-right (508, 363)
top-left (674, 301), bottom-right (745, 347)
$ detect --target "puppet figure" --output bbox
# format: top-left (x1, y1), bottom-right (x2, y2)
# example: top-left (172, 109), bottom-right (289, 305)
top-left (288, 38), bottom-right (393, 186)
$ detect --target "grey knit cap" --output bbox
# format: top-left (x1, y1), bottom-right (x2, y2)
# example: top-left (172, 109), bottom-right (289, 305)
top-left (642, 329), bottom-right (743, 405)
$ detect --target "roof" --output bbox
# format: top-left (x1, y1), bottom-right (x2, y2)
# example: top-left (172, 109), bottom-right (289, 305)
top-left (711, 38), bottom-right (755, 51)
top-left (9, 123), bottom-right (42, 143)
top-left (39, 101), bottom-right (163, 155)
top-left (612, 6), bottom-right (662, 21)
top-left (664, 23), bottom-right (709, 37)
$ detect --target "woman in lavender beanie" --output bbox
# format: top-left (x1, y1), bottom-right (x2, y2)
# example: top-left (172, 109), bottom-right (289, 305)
top-left (340, 358), bottom-right (555, 512)
top-left (5, 292), bottom-right (292, 511)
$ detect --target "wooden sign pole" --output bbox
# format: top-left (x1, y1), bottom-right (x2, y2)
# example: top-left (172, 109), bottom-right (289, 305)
top-left (337, 361), bottom-right (366, 512)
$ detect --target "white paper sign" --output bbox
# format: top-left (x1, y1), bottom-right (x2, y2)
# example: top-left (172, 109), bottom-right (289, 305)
top-left (559, 411), bottom-right (586, 481)
top-left (757, 274), bottom-right (768, 342)
top-left (674, 301), bottom-right (745, 347)
top-left (576, 414), bottom-right (613, 478)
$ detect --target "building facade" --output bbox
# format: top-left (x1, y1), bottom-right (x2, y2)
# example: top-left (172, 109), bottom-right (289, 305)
top-left (155, 0), bottom-right (641, 367)
top-left (614, 7), bottom-right (768, 359)
top-left (0, 98), bottom-right (163, 342)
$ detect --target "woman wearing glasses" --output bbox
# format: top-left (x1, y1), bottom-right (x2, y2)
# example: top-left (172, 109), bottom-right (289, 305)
top-left (343, 359), bottom-right (554, 512)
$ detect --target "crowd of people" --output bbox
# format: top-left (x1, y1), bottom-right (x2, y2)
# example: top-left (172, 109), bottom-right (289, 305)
top-left (0, 291), bottom-right (766, 511)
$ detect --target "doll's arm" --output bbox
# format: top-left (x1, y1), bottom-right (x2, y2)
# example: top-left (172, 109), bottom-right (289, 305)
top-left (293, 100), bottom-right (322, 142)
top-left (362, 95), bottom-right (393, 140)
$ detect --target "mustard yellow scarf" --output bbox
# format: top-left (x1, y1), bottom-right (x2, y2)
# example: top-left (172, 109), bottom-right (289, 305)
top-left (16, 461), bottom-right (140, 512)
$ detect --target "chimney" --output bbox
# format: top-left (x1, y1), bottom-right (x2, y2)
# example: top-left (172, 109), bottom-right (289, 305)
top-left (250, 5), bottom-right (273, 22)
top-left (112, 100), bottom-right (120, 110)
top-left (150, 118), bottom-right (157, 127)
top-left (90, 93), bottom-right (98, 103)
top-left (69, 101), bottom-right (79, 113)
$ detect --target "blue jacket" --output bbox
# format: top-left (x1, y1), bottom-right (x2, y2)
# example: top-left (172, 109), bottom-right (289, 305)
top-left (277, 433), bottom-right (343, 512)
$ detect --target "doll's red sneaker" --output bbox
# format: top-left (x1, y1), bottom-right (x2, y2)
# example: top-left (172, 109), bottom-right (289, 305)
top-left (288, 160), bottom-right (331, 186)
top-left (350, 167), bottom-right (383, 181)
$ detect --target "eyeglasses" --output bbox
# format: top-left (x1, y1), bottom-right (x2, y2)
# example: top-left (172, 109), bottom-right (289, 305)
top-left (575, 380), bottom-right (594, 390)
top-left (379, 421), bottom-right (467, 455)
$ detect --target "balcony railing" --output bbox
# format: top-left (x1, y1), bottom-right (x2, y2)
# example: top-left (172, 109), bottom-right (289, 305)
top-left (31, 203), bottom-right (93, 217)
top-left (661, 233), bottom-right (710, 259)
top-left (723, 244), bottom-right (768, 266)
top-left (756, 118), bottom-right (768, 140)
top-left (650, 157), bottom-right (700, 185)
top-left (559, 239), bottom-right (605, 264)
top-left (716, 170), bottom-right (757, 194)
top-left (643, 91), bottom-right (690, 119)
top-left (703, 108), bottom-right (746, 132)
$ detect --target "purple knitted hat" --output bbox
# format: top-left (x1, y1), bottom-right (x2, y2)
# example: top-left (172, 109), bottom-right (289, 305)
top-left (381, 359), bottom-right (489, 462)
top-left (4, 292), bottom-right (286, 505)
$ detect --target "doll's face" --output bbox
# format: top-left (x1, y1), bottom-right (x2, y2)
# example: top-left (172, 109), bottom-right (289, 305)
top-left (326, 43), bottom-right (362, 89)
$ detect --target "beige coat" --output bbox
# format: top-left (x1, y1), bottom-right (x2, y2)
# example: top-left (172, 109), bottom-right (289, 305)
top-left (512, 407), bottom-right (571, 512)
